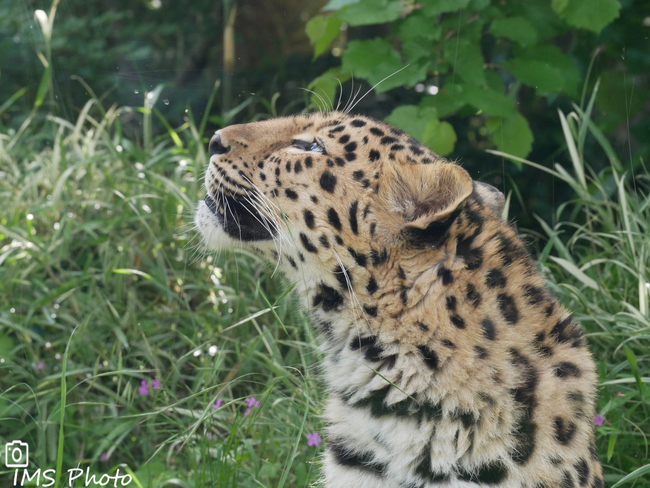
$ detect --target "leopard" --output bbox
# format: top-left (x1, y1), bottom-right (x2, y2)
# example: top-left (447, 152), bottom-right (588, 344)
top-left (194, 110), bottom-right (604, 488)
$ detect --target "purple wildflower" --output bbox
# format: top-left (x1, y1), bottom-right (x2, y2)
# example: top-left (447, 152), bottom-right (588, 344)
top-left (243, 397), bottom-right (260, 417)
top-left (594, 414), bottom-right (605, 426)
top-left (151, 378), bottom-right (162, 390)
top-left (212, 399), bottom-right (223, 410)
top-left (245, 397), bottom-right (260, 408)
top-left (34, 361), bottom-right (45, 370)
top-left (306, 431), bottom-right (322, 447)
top-left (99, 452), bottom-right (109, 462)
top-left (138, 380), bottom-right (149, 396)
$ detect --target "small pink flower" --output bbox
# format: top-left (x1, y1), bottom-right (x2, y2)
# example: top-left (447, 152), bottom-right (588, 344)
top-left (99, 452), bottom-right (109, 462)
top-left (594, 414), bottom-right (605, 426)
top-left (151, 379), bottom-right (162, 390)
top-left (243, 397), bottom-right (260, 417)
top-left (306, 431), bottom-right (322, 447)
top-left (34, 361), bottom-right (45, 370)
top-left (138, 380), bottom-right (149, 396)
top-left (212, 399), bottom-right (223, 410)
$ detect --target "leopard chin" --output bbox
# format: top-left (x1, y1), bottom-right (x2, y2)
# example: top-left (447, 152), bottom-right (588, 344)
top-left (202, 193), bottom-right (276, 242)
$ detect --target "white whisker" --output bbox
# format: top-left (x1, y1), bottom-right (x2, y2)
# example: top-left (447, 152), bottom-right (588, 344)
top-left (347, 64), bottom-right (410, 114)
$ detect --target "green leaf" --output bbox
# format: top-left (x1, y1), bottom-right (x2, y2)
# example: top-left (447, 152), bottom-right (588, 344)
top-left (554, 0), bottom-right (620, 34)
top-left (423, 119), bottom-right (457, 156)
top-left (385, 105), bottom-right (457, 156)
top-left (322, 0), bottom-right (360, 10)
top-left (486, 111), bottom-right (534, 159)
top-left (306, 14), bottom-right (343, 59)
top-left (503, 59), bottom-right (565, 94)
top-left (341, 39), bottom-right (397, 79)
top-left (385, 105), bottom-right (434, 141)
top-left (422, 83), bottom-right (516, 118)
top-left (336, 0), bottom-right (403, 26)
top-left (548, 256), bottom-right (599, 290)
top-left (489, 17), bottom-right (538, 46)
top-left (112, 268), bottom-right (153, 280)
top-left (443, 38), bottom-right (486, 86)
top-left (551, 0), bottom-right (569, 13)
top-left (421, 0), bottom-right (471, 16)
top-left (402, 41), bottom-right (432, 63)
top-left (503, 46), bottom-right (580, 96)
top-left (395, 11), bottom-right (442, 42)
top-left (467, 0), bottom-right (490, 9)
top-left (308, 67), bottom-right (350, 110)
top-left (0, 332), bottom-right (14, 361)
top-left (341, 39), bottom-right (429, 93)
top-left (508, 2), bottom-right (564, 40)
top-left (462, 85), bottom-right (516, 117)
top-left (610, 463), bottom-right (650, 488)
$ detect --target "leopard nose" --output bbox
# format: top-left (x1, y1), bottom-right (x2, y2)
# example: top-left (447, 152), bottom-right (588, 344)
top-left (209, 132), bottom-right (229, 156)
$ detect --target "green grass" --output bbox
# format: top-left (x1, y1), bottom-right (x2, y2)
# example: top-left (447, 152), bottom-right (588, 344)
top-left (1, 80), bottom-right (648, 487)
top-left (0, 88), bottom-right (324, 487)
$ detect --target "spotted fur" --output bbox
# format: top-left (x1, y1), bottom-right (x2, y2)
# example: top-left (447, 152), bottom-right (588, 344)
top-left (195, 111), bottom-right (603, 488)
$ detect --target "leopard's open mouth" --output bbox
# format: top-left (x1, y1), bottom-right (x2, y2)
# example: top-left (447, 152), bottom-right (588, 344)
top-left (204, 193), bottom-right (276, 241)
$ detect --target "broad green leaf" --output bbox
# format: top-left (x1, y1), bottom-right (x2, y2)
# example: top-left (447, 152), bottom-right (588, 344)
top-left (341, 40), bottom-right (429, 93)
top-left (384, 105), bottom-right (457, 156)
top-left (395, 11), bottom-right (442, 42)
top-left (336, 0), bottom-right (403, 26)
top-left (462, 85), bottom-right (516, 117)
top-left (422, 83), bottom-right (515, 118)
top-left (486, 111), bottom-right (534, 159)
top-left (502, 59), bottom-right (565, 95)
top-left (423, 119), bottom-right (457, 156)
top-left (308, 67), bottom-right (350, 110)
top-left (306, 15), bottom-right (343, 59)
top-left (551, 0), bottom-right (569, 13)
top-left (402, 41), bottom-right (432, 63)
top-left (443, 38), bottom-right (486, 86)
top-left (421, 0), bottom-right (471, 16)
top-left (554, 0), bottom-right (620, 34)
top-left (489, 17), bottom-right (538, 46)
top-left (420, 83), bottom-right (467, 118)
top-left (509, 2), bottom-right (564, 40)
top-left (341, 39), bottom-right (397, 79)
top-left (385, 105), bottom-right (435, 141)
top-left (503, 46), bottom-right (580, 96)
top-left (371, 62), bottom-right (430, 93)
top-left (322, 0), bottom-right (360, 10)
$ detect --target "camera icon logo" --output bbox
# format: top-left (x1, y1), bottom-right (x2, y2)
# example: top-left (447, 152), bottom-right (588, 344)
top-left (5, 440), bottom-right (29, 468)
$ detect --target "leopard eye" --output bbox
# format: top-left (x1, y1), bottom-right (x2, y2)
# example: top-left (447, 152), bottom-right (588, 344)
top-left (308, 141), bottom-right (323, 153)
top-left (292, 138), bottom-right (324, 154)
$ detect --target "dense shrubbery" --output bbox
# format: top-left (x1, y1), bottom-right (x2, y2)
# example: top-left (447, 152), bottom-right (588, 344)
top-left (306, 0), bottom-right (649, 229)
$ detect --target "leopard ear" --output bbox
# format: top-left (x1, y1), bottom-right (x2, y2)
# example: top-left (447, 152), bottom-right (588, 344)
top-left (474, 181), bottom-right (505, 216)
top-left (375, 162), bottom-right (473, 245)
